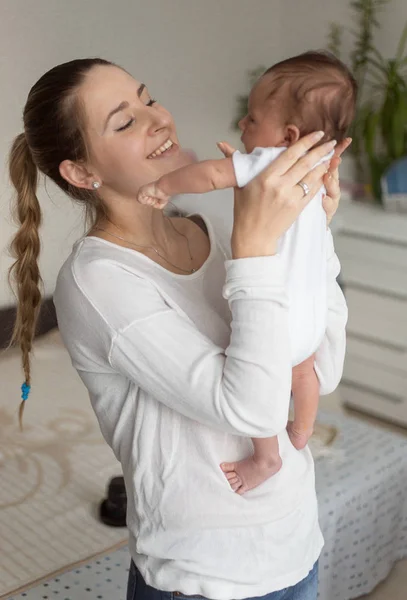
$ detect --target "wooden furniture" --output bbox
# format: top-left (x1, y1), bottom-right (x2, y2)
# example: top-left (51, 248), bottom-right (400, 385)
top-left (333, 199), bottom-right (407, 426)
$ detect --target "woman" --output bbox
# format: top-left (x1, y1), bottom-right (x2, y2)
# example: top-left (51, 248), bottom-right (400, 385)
top-left (9, 58), bottom-right (349, 600)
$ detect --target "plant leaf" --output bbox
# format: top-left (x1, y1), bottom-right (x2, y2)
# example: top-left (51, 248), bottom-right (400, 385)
top-left (396, 22), bottom-right (407, 64)
top-left (364, 109), bottom-right (380, 157)
top-left (367, 57), bottom-right (390, 76)
top-left (370, 46), bottom-right (386, 64)
top-left (327, 22), bottom-right (344, 57)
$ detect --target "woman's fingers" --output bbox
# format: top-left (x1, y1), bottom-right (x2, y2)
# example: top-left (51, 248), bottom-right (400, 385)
top-left (292, 162), bottom-right (330, 209)
top-left (283, 139), bottom-right (337, 185)
top-left (325, 135), bottom-right (351, 183)
top-left (231, 132), bottom-right (346, 254)
top-left (322, 194), bottom-right (338, 226)
top-left (323, 158), bottom-right (342, 225)
top-left (266, 131), bottom-right (325, 177)
top-left (328, 156), bottom-right (341, 178)
top-left (324, 170), bottom-right (341, 201)
top-left (325, 137), bottom-right (350, 185)
top-left (333, 137), bottom-right (352, 160)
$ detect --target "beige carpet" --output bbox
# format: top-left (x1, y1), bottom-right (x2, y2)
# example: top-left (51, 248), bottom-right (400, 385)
top-left (0, 330), bottom-right (128, 598)
top-left (0, 329), bottom-right (341, 598)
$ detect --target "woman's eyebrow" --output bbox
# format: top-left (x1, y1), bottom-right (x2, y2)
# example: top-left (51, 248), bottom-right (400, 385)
top-left (102, 84), bottom-right (146, 132)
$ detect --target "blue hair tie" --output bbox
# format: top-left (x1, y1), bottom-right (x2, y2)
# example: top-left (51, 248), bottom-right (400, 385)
top-left (21, 382), bottom-right (31, 401)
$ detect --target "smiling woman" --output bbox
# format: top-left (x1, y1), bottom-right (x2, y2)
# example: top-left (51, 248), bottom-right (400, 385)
top-left (8, 58), bottom-right (202, 419)
top-left (58, 64), bottom-right (192, 204)
top-left (7, 57), bottom-right (348, 600)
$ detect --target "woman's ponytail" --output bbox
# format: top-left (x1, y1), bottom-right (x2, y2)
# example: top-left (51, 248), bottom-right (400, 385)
top-left (7, 59), bottom-right (115, 427)
top-left (8, 133), bottom-right (43, 429)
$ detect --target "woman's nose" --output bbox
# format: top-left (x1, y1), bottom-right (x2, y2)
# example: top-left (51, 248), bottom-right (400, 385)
top-left (147, 108), bottom-right (172, 136)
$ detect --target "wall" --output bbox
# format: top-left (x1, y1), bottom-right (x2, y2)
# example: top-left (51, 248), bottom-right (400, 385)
top-left (0, 0), bottom-right (283, 307)
top-left (1, 0), bottom-right (406, 308)
top-left (280, 0), bottom-right (407, 61)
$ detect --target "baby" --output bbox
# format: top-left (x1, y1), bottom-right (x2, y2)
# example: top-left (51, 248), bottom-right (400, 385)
top-left (137, 51), bottom-right (356, 494)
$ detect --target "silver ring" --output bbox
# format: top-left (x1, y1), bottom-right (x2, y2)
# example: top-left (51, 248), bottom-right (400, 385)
top-left (297, 181), bottom-right (310, 197)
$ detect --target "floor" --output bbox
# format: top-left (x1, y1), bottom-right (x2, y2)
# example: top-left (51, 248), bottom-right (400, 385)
top-left (2, 330), bottom-right (407, 600)
top-left (3, 390), bottom-right (406, 600)
top-left (6, 547), bottom-right (130, 600)
top-left (6, 543), bottom-right (407, 600)
top-left (0, 329), bottom-right (127, 598)
top-left (322, 392), bottom-right (407, 600)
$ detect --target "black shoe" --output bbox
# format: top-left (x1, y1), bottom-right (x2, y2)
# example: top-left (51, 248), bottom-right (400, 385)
top-left (99, 476), bottom-right (127, 527)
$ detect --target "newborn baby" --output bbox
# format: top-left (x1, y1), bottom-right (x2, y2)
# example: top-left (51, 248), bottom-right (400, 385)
top-left (137, 51), bottom-right (356, 494)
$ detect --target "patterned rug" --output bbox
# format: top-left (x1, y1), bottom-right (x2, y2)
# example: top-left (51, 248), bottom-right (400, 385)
top-left (0, 330), bottom-right (340, 598)
top-left (0, 330), bottom-right (127, 599)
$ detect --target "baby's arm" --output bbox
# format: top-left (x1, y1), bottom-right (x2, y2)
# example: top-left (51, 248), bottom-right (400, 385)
top-left (138, 157), bottom-right (237, 209)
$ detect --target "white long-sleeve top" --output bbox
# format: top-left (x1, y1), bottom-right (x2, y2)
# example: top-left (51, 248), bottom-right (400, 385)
top-left (54, 204), bottom-right (347, 600)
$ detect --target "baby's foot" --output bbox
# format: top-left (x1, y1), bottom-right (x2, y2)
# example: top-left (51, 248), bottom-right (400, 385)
top-left (287, 421), bottom-right (313, 450)
top-left (221, 455), bottom-right (282, 495)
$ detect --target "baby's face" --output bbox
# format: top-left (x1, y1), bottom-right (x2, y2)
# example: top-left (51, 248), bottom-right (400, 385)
top-left (239, 75), bottom-right (287, 153)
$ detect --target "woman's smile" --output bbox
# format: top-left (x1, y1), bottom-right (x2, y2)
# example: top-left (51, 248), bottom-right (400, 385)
top-left (147, 138), bottom-right (179, 159)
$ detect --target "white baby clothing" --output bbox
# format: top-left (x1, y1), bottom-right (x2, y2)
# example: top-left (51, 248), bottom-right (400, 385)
top-left (233, 146), bottom-right (332, 366)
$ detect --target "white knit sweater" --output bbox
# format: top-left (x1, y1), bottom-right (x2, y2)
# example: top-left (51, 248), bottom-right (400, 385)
top-left (54, 204), bottom-right (347, 599)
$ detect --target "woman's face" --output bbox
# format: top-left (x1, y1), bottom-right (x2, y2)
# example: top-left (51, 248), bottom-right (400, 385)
top-left (79, 65), bottom-right (192, 197)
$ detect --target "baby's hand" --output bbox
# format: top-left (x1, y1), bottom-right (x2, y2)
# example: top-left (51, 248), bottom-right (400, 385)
top-left (217, 141), bottom-right (237, 158)
top-left (137, 181), bottom-right (170, 210)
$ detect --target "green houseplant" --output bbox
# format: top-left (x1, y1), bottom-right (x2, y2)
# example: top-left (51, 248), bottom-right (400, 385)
top-left (327, 0), bottom-right (407, 202)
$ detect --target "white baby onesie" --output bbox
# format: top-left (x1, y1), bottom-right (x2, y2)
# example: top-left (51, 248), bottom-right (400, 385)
top-left (233, 146), bottom-right (332, 366)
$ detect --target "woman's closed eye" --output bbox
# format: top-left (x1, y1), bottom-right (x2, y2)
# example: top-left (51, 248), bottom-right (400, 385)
top-left (115, 99), bottom-right (157, 132)
top-left (116, 119), bottom-right (134, 132)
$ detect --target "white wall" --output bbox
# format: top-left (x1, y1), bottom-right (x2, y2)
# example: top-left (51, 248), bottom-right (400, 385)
top-left (0, 0), bottom-right (283, 307)
top-left (280, 0), bottom-right (407, 62)
top-left (1, 0), bottom-right (406, 308)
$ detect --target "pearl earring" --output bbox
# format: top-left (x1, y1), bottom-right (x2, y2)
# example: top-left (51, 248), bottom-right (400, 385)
top-left (92, 181), bottom-right (101, 190)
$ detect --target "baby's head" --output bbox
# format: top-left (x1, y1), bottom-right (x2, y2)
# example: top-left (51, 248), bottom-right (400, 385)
top-left (239, 51), bottom-right (357, 153)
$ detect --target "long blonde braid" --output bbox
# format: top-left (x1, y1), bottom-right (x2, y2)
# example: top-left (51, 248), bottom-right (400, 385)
top-left (8, 58), bottom-right (115, 428)
top-left (8, 133), bottom-right (43, 428)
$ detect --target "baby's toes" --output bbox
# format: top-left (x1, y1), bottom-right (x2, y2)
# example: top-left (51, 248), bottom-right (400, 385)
top-left (227, 476), bottom-right (240, 486)
top-left (236, 484), bottom-right (248, 495)
top-left (230, 477), bottom-right (242, 492)
top-left (220, 462), bottom-right (236, 474)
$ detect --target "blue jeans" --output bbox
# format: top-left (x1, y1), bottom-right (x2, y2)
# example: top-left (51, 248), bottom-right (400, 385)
top-left (126, 560), bottom-right (318, 600)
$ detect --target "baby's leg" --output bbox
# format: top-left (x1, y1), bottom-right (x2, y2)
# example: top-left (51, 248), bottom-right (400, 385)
top-left (288, 354), bottom-right (319, 450)
top-left (221, 436), bottom-right (282, 495)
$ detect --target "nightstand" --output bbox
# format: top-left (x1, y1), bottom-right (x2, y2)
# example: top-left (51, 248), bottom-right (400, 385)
top-left (333, 200), bottom-right (407, 426)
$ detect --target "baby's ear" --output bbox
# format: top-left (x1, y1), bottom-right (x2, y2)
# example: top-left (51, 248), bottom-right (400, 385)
top-left (283, 125), bottom-right (301, 146)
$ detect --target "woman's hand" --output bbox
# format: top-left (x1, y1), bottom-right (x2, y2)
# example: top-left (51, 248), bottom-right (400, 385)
top-left (218, 132), bottom-right (338, 258)
top-left (322, 137), bottom-right (352, 227)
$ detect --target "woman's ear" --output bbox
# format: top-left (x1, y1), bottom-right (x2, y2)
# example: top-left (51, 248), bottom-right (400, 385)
top-left (283, 124), bottom-right (301, 145)
top-left (59, 160), bottom-right (97, 190)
